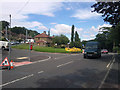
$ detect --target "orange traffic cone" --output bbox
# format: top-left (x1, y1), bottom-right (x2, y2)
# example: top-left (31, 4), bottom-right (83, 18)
top-left (10, 60), bottom-right (13, 69)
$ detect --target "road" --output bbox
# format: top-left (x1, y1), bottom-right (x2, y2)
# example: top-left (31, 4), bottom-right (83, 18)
top-left (0, 49), bottom-right (119, 88)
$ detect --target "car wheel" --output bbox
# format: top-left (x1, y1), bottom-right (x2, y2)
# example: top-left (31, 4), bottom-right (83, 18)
top-left (2, 47), bottom-right (5, 50)
top-left (99, 54), bottom-right (101, 58)
top-left (84, 55), bottom-right (87, 58)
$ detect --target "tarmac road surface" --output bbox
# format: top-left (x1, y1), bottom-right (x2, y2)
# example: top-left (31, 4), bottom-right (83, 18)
top-left (0, 49), bottom-right (119, 89)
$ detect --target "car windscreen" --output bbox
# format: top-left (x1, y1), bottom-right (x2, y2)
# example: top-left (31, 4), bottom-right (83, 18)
top-left (85, 45), bottom-right (98, 49)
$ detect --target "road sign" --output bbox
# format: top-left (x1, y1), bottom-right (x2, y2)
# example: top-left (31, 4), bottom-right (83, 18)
top-left (0, 57), bottom-right (10, 66)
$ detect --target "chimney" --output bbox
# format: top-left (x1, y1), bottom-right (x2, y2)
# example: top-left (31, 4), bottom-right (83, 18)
top-left (43, 31), bottom-right (46, 34)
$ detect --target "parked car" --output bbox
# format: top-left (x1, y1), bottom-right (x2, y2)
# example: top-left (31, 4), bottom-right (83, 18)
top-left (11, 41), bottom-right (16, 45)
top-left (84, 41), bottom-right (101, 58)
top-left (11, 41), bottom-right (19, 45)
top-left (0, 41), bottom-right (9, 50)
top-left (101, 49), bottom-right (108, 54)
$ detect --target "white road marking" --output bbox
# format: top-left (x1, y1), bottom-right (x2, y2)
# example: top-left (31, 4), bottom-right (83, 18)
top-left (54, 54), bottom-right (78, 60)
top-left (54, 56), bottom-right (70, 60)
top-left (57, 61), bottom-right (73, 68)
top-left (14, 56), bottom-right (51, 68)
top-left (17, 57), bottom-right (28, 59)
top-left (0, 74), bottom-right (34, 87)
top-left (38, 71), bottom-right (44, 74)
top-left (33, 56), bottom-right (51, 63)
top-left (99, 55), bottom-right (115, 88)
top-left (106, 60), bottom-right (112, 68)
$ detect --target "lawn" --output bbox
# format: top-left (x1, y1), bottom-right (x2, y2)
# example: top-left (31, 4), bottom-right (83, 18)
top-left (12, 44), bottom-right (69, 53)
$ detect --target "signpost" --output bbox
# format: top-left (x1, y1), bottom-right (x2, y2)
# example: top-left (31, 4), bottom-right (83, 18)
top-left (29, 40), bottom-right (33, 62)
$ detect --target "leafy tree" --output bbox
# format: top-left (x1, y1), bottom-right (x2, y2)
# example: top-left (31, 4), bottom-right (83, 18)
top-left (11, 26), bottom-right (27, 35)
top-left (28, 30), bottom-right (39, 38)
top-left (74, 31), bottom-right (81, 48)
top-left (0, 21), bottom-right (9, 30)
top-left (70, 25), bottom-right (75, 47)
top-left (91, 1), bottom-right (120, 26)
top-left (11, 26), bottom-right (39, 38)
top-left (52, 34), bottom-right (69, 46)
top-left (75, 31), bottom-right (80, 42)
top-left (110, 23), bottom-right (120, 46)
top-left (48, 29), bottom-right (50, 36)
top-left (99, 23), bottom-right (120, 50)
top-left (95, 29), bottom-right (113, 51)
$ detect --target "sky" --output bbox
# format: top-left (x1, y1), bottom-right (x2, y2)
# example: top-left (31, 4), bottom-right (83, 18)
top-left (0, 0), bottom-right (112, 41)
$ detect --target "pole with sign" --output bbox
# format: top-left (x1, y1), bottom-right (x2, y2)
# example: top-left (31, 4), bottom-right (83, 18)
top-left (29, 41), bottom-right (33, 62)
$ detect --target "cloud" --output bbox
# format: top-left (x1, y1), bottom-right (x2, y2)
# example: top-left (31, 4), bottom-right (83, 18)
top-left (1, 1), bottom-right (63, 20)
top-left (66, 8), bottom-right (71, 10)
top-left (81, 24), bottom-right (112, 41)
top-left (1, 0), bottom-right (96, 2)
top-left (12, 21), bottom-right (48, 31)
top-left (90, 24), bottom-right (112, 32)
top-left (51, 24), bottom-right (83, 35)
top-left (72, 8), bottom-right (101, 19)
top-left (82, 34), bottom-right (95, 41)
top-left (1, 1), bottom-right (63, 31)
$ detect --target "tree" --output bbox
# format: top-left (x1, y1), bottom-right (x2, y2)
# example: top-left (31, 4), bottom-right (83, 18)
top-left (75, 31), bottom-right (80, 42)
top-left (95, 28), bottom-right (113, 51)
top-left (74, 31), bottom-right (81, 48)
top-left (0, 21), bottom-right (9, 30)
top-left (91, 1), bottom-right (120, 26)
top-left (109, 23), bottom-right (120, 46)
top-left (11, 26), bottom-right (27, 35)
top-left (52, 34), bottom-right (69, 46)
top-left (70, 25), bottom-right (75, 47)
top-left (48, 29), bottom-right (50, 36)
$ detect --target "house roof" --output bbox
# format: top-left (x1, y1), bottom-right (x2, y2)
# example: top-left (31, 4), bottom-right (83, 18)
top-left (35, 33), bottom-right (53, 38)
top-left (35, 33), bottom-right (49, 38)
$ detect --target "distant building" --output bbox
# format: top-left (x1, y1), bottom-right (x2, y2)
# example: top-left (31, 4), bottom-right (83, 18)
top-left (25, 39), bottom-right (34, 43)
top-left (34, 31), bottom-right (54, 46)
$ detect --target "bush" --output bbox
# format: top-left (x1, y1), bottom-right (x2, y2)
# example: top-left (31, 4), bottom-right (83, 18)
top-left (113, 46), bottom-right (120, 53)
top-left (60, 45), bottom-right (66, 48)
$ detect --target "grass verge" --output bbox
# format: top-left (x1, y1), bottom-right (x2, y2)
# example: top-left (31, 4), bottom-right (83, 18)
top-left (12, 44), bottom-right (71, 53)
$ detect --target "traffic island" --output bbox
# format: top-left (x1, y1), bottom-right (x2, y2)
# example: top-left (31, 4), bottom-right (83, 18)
top-left (12, 55), bottom-right (49, 67)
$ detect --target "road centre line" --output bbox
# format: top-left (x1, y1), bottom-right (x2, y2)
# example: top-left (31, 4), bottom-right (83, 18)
top-left (98, 55), bottom-right (115, 88)
top-left (57, 61), bottom-right (73, 68)
top-left (32, 56), bottom-right (51, 63)
top-left (54, 54), bottom-right (80, 60)
top-left (0, 74), bottom-right (34, 87)
top-left (54, 55), bottom-right (70, 60)
top-left (106, 60), bottom-right (112, 68)
top-left (38, 71), bottom-right (44, 74)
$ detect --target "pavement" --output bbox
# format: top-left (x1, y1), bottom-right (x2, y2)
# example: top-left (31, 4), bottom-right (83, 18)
top-left (0, 49), bottom-right (119, 89)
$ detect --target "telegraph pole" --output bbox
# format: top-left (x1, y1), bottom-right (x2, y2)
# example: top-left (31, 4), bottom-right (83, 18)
top-left (26, 30), bottom-right (27, 42)
top-left (8, 14), bottom-right (11, 70)
top-left (5, 26), bottom-right (8, 39)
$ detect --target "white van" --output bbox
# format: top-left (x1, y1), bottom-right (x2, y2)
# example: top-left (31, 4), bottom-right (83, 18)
top-left (0, 41), bottom-right (9, 50)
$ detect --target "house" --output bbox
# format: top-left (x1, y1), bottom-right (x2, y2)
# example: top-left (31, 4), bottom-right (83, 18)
top-left (34, 31), bottom-right (53, 46)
